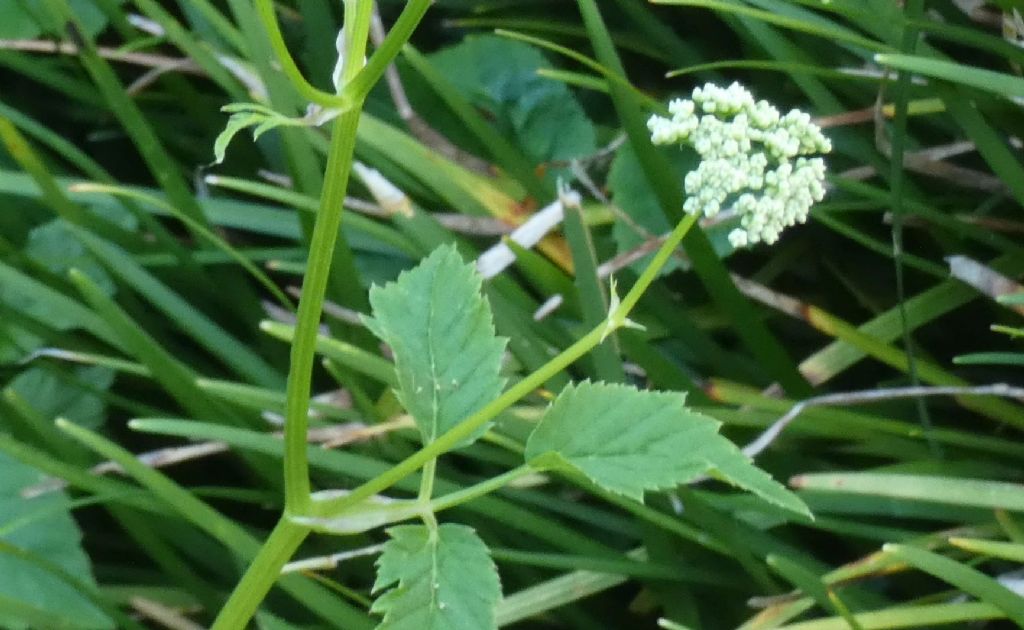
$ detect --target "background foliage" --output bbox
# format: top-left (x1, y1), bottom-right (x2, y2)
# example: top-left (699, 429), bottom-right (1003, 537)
top-left (2, 0), bottom-right (1024, 628)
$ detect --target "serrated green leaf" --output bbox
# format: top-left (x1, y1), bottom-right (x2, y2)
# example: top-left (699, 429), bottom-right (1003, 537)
top-left (525, 382), bottom-right (809, 515)
top-left (372, 524), bottom-right (501, 630)
top-left (365, 244), bottom-right (506, 445)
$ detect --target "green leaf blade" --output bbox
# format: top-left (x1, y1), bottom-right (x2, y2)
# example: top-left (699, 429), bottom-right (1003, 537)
top-left (366, 244), bottom-right (506, 444)
top-left (525, 382), bottom-right (712, 500)
top-left (884, 543), bottom-right (1024, 625)
top-left (525, 382), bottom-right (808, 515)
top-left (875, 53), bottom-right (1024, 100)
top-left (372, 523), bottom-right (501, 630)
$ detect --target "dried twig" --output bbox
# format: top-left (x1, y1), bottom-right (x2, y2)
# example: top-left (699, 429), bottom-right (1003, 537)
top-left (126, 58), bottom-right (202, 95)
top-left (286, 286), bottom-right (366, 326)
top-left (1, 31), bottom-right (265, 99)
top-left (22, 419), bottom-right (410, 498)
top-left (905, 214), bottom-right (1024, 235)
top-left (0, 38), bottom-right (203, 73)
top-left (869, 107), bottom-right (1006, 192)
top-left (547, 133), bottom-right (627, 169)
top-left (730, 274), bottom-right (804, 320)
top-left (743, 384), bottom-right (1024, 460)
top-left (129, 597), bottom-right (204, 630)
top-left (22, 441), bottom-right (230, 499)
top-left (570, 158), bottom-right (654, 241)
top-left (477, 190), bottom-right (578, 279)
top-left (282, 543), bottom-right (386, 574)
top-left (351, 162), bottom-right (511, 235)
top-left (433, 214), bottom-right (513, 236)
top-left (952, 0), bottom-right (1003, 27)
top-left (947, 255), bottom-right (1024, 315)
top-left (319, 416), bottom-right (414, 449)
top-left (369, 7), bottom-right (491, 174)
top-left (262, 299), bottom-right (328, 331)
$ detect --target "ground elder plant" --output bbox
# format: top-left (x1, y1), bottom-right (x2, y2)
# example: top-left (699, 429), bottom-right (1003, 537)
top-left (239, 240), bottom-right (812, 629)
top-left (203, 5), bottom-right (825, 619)
top-left (6, 1), bottom-right (1024, 628)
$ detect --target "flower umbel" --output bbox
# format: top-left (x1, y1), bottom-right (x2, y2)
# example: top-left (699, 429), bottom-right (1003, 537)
top-left (648, 82), bottom-right (831, 247)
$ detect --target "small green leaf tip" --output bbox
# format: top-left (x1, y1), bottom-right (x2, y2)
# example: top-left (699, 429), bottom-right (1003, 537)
top-left (372, 523), bottom-right (501, 630)
top-left (526, 381), bottom-right (809, 516)
top-left (365, 244), bottom-right (507, 446)
top-left (213, 103), bottom-right (317, 165)
top-left (648, 81), bottom-right (831, 248)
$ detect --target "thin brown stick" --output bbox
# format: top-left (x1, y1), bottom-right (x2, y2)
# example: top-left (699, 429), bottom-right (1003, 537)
top-left (126, 58), bottom-right (200, 95)
top-left (129, 597), bottom-right (205, 630)
top-left (848, 110), bottom-right (1007, 191)
top-left (547, 133), bottom-right (627, 169)
top-left (369, 6), bottom-right (491, 174)
top-left (743, 384), bottom-right (1024, 459)
top-left (0, 38), bottom-right (202, 73)
top-left (281, 543), bottom-right (386, 574)
top-left (947, 255), bottom-right (1024, 316)
top-left (22, 420), bottom-right (409, 498)
top-left (286, 286), bottom-right (365, 326)
top-left (952, 0), bottom-right (1003, 27)
top-left (319, 416), bottom-right (414, 449)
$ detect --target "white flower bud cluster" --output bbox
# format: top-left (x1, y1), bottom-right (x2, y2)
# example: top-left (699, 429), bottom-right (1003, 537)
top-left (647, 82), bottom-right (831, 248)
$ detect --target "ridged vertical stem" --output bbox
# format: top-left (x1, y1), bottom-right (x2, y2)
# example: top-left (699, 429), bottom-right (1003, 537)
top-left (282, 0), bottom-right (372, 514)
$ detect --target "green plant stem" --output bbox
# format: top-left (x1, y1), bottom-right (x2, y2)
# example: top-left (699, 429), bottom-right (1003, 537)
top-left (254, 0), bottom-right (350, 108)
top-left (282, 106), bottom-right (362, 513)
top-left (282, 0), bottom-right (373, 514)
top-left (889, 0), bottom-right (935, 448)
top-left (304, 464), bottom-right (538, 533)
top-left (429, 465), bottom-right (537, 514)
top-left (210, 518), bottom-right (311, 630)
top-left (254, 0), bottom-right (431, 108)
top-left (346, 0), bottom-right (433, 98)
top-left (309, 213), bottom-right (700, 518)
top-left (563, 198), bottom-right (626, 382)
top-left (212, 1), bottom-right (416, 620)
top-left (418, 458), bottom-right (439, 529)
top-left (419, 459), bottom-right (437, 502)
